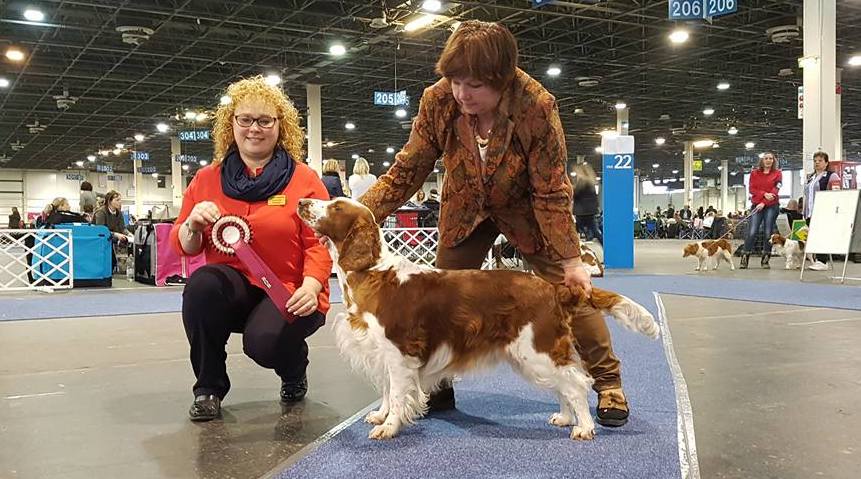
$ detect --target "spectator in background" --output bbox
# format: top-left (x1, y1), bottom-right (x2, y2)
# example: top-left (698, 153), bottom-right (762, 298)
top-left (79, 181), bottom-right (98, 219)
top-left (321, 159), bottom-right (345, 199)
top-left (572, 162), bottom-right (602, 244)
top-left (348, 157), bottom-right (376, 200)
top-left (679, 205), bottom-right (692, 221)
top-left (781, 198), bottom-right (803, 224)
top-left (665, 204), bottom-right (675, 220)
top-left (38, 197), bottom-right (74, 227)
top-left (8, 206), bottom-right (22, 229)
top-left (424, 189), bottom-right (441, 211)
top-left (696, 206), bottom-right (705, 219)
top-left (740, 151), bottom-right (782, 269)
top-left (804, 151), bottom-right (841, 270)
top-left (93, 190), bottom-right (131, 242)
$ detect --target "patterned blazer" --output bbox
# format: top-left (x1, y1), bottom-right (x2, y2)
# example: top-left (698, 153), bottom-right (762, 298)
top-left (360, 68), bottom-right (580, 261)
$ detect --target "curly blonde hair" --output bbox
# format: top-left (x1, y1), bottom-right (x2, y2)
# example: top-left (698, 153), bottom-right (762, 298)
top-left (211, 75), bottom-right (304, 165)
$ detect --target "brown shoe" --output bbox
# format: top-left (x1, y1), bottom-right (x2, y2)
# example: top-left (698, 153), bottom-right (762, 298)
top-left (596, 387), bottom-right (629, 427)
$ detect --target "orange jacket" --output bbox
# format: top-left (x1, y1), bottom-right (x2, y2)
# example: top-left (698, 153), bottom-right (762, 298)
top-left (170, 161), bottom-right (333, 313)
top-left (360, 68), bottom-right (580, 261)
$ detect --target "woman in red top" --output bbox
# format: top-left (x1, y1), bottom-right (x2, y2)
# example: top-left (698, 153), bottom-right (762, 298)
top-left (170, 76), bottom-right (332, 421)
top-left (741, 151), bottom-right (782, 269)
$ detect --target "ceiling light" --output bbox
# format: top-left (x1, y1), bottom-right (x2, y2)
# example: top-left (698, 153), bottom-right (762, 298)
top-left (345, 122), bottom-right (356, 130)
top-left (75, 160), bottom-right (84, 167)
top-left (329, 43), bottom-right (346, 56)
top-left (614, 102), bottom-right (627, 110)
top-left (99, 150), bottom-right (110, 156)
top-left (386, 147), bottom-right (395, 154)
top-left (195, 112), bottom-right (207, 122)
top-left (798, 56), bottom-right (819, 69)
top-left (422, 0), bottom-right (442, 12)
top-left (184, 111), bottom-right (196, 120)
top-left (5, 48), bottom-right (25, 62)
top-left (199, 160), bottom-right (208, 166)
top-left (433, 168), bottom-right (440, 173)
top-left (156, 123), bottom-right (169, 133)
top-left (652, 163), bottom-right (660, 168)
top-left (727, 126), bottom-right (738, 135)
top-left (87, 155), bottom-right (96, 162)
top-left (717, 81), bottom-right (730, 90)
top-left (672, 169), bottom-right (679, 174)
top-left (758, 152), bottom-right (765, 158)
top-left (151, 172), bottom-right (159, 178)
top-left (745, 141), bottom-right (755, 149)
top-left (669, 29), bottom-right (689, 44)
top-left (574, 108), bottom-right (583, 114)
top-left (325, 141), bottom-right (335, 147)
top-left (717, 165), bottom-right (723, 170)
top-left (351, 153), bottom-right (359, 159)
top-left (404, 14), bottom-right (436, 32)
top-left (395, 108), bottom-right (407, 118)
top-left (703, 107), bottom-right (715, 116)
top-left (712, 142), bottom-right (720, 148)
top-left (112, 148), bottom-right (121, 155)
top-left (134, 134), bottom-right (145, 142)
top-left (849, 55), bottom-right (861, 67)
top-left (265, 74), bottom-right (281, 86)
top-left (182, 164), bottom-right (190, 171)
top-left (704, 158), bottom-right (712, 163)
top-left (367, 148), bottom-right (375, 153)
top-left (219, 95), bottom-right (231, 105)
top-left (595, 146), bottom-right (603, 153)
top-left (730, 171), bottom-right (738, 176)
top-left (547, 66), bottom-right (561, 77)
top-left (383, 161), bottom-right (391, 167)
top-left (693, 139), bottom-right (714, 148)
top-left (655, 137), bottom-right (666, 145)
top-left (0, 77), bottom-right (9, 88)
top-left (115, 143), bottom-right (124, 149)
top-left (23, 9), bottom-right (45, 22)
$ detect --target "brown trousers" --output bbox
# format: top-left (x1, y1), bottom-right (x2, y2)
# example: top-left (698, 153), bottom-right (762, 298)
top-left (435, 219), bottom-right (622, 392)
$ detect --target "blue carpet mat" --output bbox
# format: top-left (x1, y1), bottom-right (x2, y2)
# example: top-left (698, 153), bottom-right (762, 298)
top-left (0, 278), bottom-right (344, 321)
top-left (276, 285), bottom-right (681, 479)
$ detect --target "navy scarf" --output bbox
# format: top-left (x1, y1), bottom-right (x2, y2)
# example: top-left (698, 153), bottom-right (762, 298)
top-left (220, 146), bottom-right (295, 202)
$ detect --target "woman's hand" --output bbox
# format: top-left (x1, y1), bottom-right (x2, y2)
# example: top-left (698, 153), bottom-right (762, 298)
top-left (187, 201), bottom-right (221, 232)
top-left (561, 258), bottom-right (592, 297)
top-left (764, 193), bottom-right (775, 201)
top-left (287, 277), bottom-right (323, 317)
top-left (755, 202), bottom-right (766, 211)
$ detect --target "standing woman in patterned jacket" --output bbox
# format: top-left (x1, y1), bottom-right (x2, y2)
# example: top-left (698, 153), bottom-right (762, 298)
top-left (359, 20), bottom-right (631, 427)
top-left (740, 151), bottom-right (782, 269)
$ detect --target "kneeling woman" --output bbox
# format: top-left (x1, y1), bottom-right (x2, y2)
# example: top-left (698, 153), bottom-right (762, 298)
top-left (170, 76), bottom-right (332, 421)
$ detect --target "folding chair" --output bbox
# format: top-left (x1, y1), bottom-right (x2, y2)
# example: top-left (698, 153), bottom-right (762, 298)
top-left (644, 219), bottom-right (658, 239)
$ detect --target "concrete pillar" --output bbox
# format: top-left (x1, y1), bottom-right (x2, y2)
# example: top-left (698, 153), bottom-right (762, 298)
top-left (133, 159), bottom-right (143, 218)
top-left (616, 107), bottom-right (629, 135)
top-left (306, 83), bottom-right (323, 174)
top-left (721, 159), bottom-right (729, 212)
top-left (683, 141), bottom-right (694, 208)
top-left (170, 137), bottom-right (183, 210)
top-left (634, 174), bottom-right (640, 215)
top-left (802, 0), bottom-right (838, 175)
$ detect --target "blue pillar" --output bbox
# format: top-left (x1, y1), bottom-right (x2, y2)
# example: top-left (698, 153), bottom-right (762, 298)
top-left (602, 135), bottom-right (635, 268)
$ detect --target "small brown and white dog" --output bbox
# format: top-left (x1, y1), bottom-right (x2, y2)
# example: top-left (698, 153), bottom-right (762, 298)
top-left (769, 233), bottom-right (805, 269)
top-left (298, 198), bottom-right (658, 441)
top-left (581, 244), bottom-right (604, 277)
top-left (682, 239), bottom-right (735, 272)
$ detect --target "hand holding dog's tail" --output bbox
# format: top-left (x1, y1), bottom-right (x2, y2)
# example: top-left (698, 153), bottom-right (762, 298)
top-left (555, 285), bottom-right (660, 339)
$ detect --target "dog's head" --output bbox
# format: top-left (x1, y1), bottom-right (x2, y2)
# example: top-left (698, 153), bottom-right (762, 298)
top-left (682, 243), bottom-right (699, 258)
top-left (769, 233), bottom-right (786, 246)
top-left (297, 198), bottom-right (382, 272)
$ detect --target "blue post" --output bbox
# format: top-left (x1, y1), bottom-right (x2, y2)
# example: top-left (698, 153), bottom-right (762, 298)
top-left (601, 135), bottom-right (635, 268)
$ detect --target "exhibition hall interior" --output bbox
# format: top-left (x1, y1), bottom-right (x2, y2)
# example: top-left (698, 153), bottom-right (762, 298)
top-left (1, 1), bottom-right (860, 478)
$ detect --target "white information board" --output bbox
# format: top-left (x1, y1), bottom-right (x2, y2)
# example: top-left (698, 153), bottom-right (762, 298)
top-left (805, 190), bottom-right (860, 255)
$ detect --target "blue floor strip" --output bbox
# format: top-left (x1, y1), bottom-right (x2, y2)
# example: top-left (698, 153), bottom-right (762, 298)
top-left (276, 284), bottom-right (681, 479)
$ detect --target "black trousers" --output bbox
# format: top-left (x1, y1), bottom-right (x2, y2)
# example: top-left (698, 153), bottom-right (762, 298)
top-left (182, 264), bottom-right (325, 399)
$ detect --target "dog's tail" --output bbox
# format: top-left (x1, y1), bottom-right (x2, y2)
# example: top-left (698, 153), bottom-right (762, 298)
top-left (555, 285), bottom-right (660, 339)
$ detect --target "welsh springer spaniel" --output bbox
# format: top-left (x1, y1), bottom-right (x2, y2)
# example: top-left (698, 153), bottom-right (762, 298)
top-left (769, 233), bottom-right (805, 270)
top-left (297, 198), bottom-right (659, 441)
top-left (682, 239), bottom-right (735, 272)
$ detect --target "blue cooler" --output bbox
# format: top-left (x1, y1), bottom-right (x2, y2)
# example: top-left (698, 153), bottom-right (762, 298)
top-left (32, 223), bottom-right (113, 287)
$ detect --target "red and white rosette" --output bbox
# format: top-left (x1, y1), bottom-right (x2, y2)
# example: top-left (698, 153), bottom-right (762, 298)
top-left (211, 215), bottom-right (295, 322)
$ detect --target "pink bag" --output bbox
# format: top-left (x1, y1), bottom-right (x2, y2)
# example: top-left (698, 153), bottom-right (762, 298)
top-left (153, 223), bottom-right (205, 286)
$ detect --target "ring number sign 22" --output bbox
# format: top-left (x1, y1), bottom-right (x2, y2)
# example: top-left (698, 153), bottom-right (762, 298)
top-left (613, 154), bottom-right (633, 169)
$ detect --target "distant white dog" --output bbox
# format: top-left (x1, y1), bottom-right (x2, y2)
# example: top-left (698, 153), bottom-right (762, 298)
top-left (769, 233), bottom-right (805, 270)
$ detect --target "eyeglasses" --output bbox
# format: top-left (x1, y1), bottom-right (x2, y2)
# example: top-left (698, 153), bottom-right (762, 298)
top-left (234, 115), bottom-right (279, 128)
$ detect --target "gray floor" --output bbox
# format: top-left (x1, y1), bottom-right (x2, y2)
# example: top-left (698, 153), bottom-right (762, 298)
top-left (1, 239), bottom-right (860, 478)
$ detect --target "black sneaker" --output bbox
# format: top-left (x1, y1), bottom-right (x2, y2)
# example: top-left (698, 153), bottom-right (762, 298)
top-left (426, 385), bottom-right (456, 412)
top-left (189, 394), bottom-right (221, 422)
top-left (280, 373), bottom-right (308, 403)
top-left (595, 388), bottom-right (629, 428)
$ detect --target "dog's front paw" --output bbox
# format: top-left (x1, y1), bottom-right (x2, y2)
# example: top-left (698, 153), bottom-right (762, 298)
top-left (549, 413), bottom-right (575, 427)
top-left (365, 410), bottom-right (387, 425)
top-left (369, 424), bottom-right (399, 440)
top-left (570, 426), bottom-right (595, 441)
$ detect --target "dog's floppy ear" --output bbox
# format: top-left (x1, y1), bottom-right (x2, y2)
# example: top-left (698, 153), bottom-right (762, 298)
top-left (338, 215), bottom-right (382, 272)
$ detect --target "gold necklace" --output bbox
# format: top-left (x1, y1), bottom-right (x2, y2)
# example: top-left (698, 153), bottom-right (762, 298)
top-left (474, 124), bottom-right (492, 147)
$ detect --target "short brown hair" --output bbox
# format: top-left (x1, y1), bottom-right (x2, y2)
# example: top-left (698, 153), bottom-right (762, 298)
top-left (435, 20), bottom-right (518, 91)
top-left (813, 151), bottom-right (829, 163)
